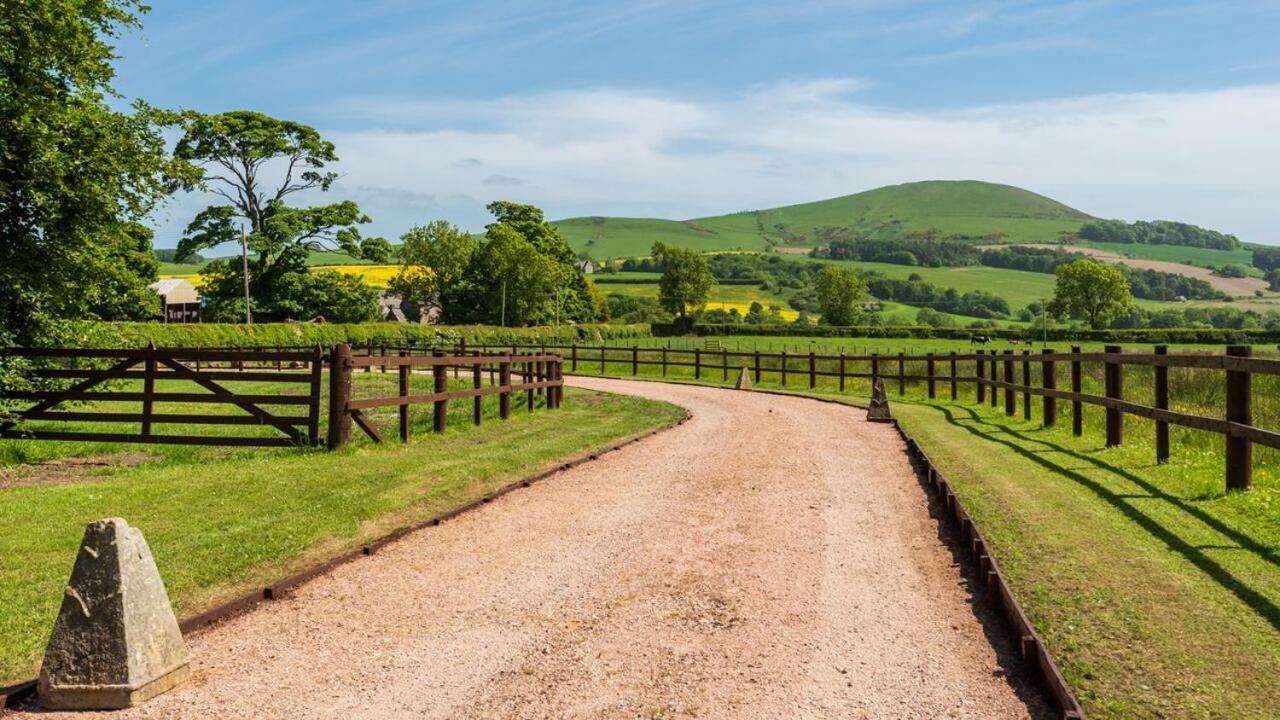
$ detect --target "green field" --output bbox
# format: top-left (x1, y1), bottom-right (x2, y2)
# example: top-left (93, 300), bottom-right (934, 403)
top-left (0, 376), bottom-right (683, 684)
top-left (801, 256), bottom-right (1059, 310)
top-left (1075, 240), bottom-right (1259, 273)
top-left (557, 180), bottom-right (1093, 258)
top-left (557, 340), bottom-right (1280, 719)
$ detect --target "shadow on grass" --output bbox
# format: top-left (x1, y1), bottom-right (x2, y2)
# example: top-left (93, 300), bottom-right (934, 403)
top-left (922, 401), bottom-right (1280, 632)
top-left (904, 452), bottom-right (1058, 720)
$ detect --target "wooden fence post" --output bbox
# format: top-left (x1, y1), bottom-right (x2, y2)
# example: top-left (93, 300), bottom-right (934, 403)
top-left (949, 351), bottom-right (958, 401)
top-left (809, 352), bottom-right (816, 389)
top-left (898, 352), bottom-right (906, 396)
top-left (632, 346), bottom-right (639, 376)
top-left (327, 344), bottom-right (353, 449)
top-left (1226, 345), bottom-right (1252, 491)
top-left (838, 353), bottom-right (846, 392)
top-left (990, 353), bottom-right (999, 408)
top-left (1042, 348), bottom-right (1056, 428)
top-left (1071, 345), bottom-right (1083, 436)
top-left (1003, 350), bottom-right (1015, 416)
top-left (1154, 345), bottom-right (1169, 462)
top-left (695, 348), bottom-right (702, 379)
top-left (722, 348), bottom-right (729, 382)
top-left (871, 353), bottom-right (880, 395)
top-left (926, 353), bottom-right (936, 399)
top-left (600, 345), bottom-right (606, 374)
top-left (433, 353), bottom-right (448, 433)
top-left (499, 359), bottom-right (511, 419)
top-left (473, 352), bottom-right (483, 425)
top-left (754, 350), bottom-right (761, 383)
top-left (399, 349), bottom-right (410, 442)
top-left (141, 342), bottom-right (156, 437)
top-left (365, 339), bottom-right (374, 373)
top-left (308, 344), bottom-right (323, 446)
top-left (1104, 345), bottom-right (1123, 447)
top-left (571, 343), bottom-right (578, 372)
top-left (526, 361), bottom-right (535, 411)
top-left (780, 350), bottom-right (788, 386)
top-left (1022, 350), bottom-right (1032, 421)
top-left (662, 347), bottom-right (668, 376)
top-left (976, 350), bottom-right (986, 404)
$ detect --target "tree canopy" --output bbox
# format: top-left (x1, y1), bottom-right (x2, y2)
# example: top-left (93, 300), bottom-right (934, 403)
top-left (652, 243), bottom-right (714, 318)
top-left (1, 0), bottom-right (191, 345)
top-left (171, 111), bottom-right (389, 320)
top-left (813, 266), bottom-right (867, 325)
top-left (1049, 259), bottom-right (1133, 329)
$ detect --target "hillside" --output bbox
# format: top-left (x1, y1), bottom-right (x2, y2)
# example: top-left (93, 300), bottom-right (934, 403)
top-left (555, 180), bottom-right (1093, 258)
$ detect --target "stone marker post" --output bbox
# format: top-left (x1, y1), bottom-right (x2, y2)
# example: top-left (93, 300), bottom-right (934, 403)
top-left (39, 518), bottom-right (190, 710)
top-left (734, 367), bottom-right (752, 390)
top-left (866, 377), bottom-right (892, 423)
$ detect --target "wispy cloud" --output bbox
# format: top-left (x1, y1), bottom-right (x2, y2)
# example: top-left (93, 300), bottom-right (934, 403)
top-left (319, 81), bottom-right (1280, 243)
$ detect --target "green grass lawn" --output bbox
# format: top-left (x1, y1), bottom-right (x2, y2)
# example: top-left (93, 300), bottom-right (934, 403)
top-left (0, 378), bottom-right (683, 684)
top-left (558, 346), bottom-right (1280, 719)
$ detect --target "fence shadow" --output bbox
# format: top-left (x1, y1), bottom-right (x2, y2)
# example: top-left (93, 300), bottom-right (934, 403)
top-left (927, 402), bottom-right (1280, 633)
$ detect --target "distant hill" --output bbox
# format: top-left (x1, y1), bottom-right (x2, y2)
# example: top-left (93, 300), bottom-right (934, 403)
top-left (554, 180), bottom-right (1094, 259)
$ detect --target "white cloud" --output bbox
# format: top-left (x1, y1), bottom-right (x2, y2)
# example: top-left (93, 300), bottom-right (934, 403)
top-left (323, 81), bottom-right (1280, 243)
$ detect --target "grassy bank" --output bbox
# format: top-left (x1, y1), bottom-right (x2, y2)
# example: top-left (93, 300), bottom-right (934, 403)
top-left (562, 350), bottom-right (1280, 719)
top-left (0, 383), bottom-right (684, 685)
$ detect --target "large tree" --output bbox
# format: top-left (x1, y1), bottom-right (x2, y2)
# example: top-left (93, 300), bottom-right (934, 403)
top-left (653, 242), bottom-right (714, 318)
top-left (814, 266), bottom-right (867, 326)
top-left (1, 0), bottom-right (187, 346)
top-left (171, 111), bottom-right (389, 320)
top-left (1048, 259), bottom-right (1133, 329)
top-left (388, 220), bottom-right (477, 320)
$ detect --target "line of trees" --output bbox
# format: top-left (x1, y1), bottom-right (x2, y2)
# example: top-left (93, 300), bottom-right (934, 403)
top-left (1077, 219), bottom-right (1239, 250)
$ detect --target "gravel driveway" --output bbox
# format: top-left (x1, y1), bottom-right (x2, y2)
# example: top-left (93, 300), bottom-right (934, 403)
top-left (22, 377), bottom-right (1050, 719)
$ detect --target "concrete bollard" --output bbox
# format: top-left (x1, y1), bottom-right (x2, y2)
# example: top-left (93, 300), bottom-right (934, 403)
top-left (866, 377), bottom-right (893, 423)
top-left (38, 518), bottom-right (190, 710)
top-left (734, 367), bottom-right (752, 390)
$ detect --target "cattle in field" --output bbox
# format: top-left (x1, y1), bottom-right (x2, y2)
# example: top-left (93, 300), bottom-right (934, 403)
top-left (969, 335), bottom-right (990, 347)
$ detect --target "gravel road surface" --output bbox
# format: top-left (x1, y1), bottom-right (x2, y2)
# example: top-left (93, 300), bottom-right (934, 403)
top-left (21, 377), bottom-right (1050, 719)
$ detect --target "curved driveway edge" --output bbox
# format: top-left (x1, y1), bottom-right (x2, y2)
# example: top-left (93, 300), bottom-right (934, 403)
top-left (16, 377), bottom-right (1051, 719)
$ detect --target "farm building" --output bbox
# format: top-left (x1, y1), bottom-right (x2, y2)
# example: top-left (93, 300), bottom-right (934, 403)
top-left (148, 278), bottom-right (201, 323)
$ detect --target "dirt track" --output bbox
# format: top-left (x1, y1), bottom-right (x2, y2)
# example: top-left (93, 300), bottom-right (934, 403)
top-left (22, 378), bottom-right (1050, 719)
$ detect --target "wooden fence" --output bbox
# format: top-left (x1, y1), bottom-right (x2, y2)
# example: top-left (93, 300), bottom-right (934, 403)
top-left (0, 344), bottom-right (564, 451)
top-left (456, 341), bottom-right (1277, 493)
top-left (326, 344), bottom-right (563, 449)
top-left (0, 346), bottom-right (324, 447)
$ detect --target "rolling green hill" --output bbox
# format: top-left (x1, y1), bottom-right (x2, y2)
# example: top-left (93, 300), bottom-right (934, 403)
top-left (555, 180), bottom-right (1093, 258)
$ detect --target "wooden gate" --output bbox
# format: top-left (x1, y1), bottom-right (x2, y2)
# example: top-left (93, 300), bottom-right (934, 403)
top-left (0, 347), bottom-right (323, 447)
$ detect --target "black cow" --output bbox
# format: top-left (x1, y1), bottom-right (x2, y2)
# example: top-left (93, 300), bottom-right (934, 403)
top-left (969, 334), bottom-right (990, 347)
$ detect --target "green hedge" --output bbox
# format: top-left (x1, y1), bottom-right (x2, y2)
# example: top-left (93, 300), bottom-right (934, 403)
top-left (664, 323), bottom-right (1280, 345)
top-left (74, 322), bottom-right (652, 349)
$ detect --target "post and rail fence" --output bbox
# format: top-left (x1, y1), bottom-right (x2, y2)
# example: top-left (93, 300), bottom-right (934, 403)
top-left (2, 340), bottom-right (1274, 491)
top-left (461, 340), bottom-right (1278, 494)
top-left (0, 344), bottom-right (563, 451)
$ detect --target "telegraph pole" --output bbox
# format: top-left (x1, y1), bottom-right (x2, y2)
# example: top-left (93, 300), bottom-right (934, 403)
top-left (240, 224), bottom-right (253, 325)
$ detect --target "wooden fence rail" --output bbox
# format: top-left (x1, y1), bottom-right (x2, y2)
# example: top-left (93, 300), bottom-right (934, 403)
top-left (455, 341), bottom-right (1277, 494)
top-left (326, 344), bottom-right (563, 449)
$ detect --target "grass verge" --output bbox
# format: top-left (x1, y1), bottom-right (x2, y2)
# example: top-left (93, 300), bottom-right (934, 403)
top-left (0, 386), bottom-right (684, 685)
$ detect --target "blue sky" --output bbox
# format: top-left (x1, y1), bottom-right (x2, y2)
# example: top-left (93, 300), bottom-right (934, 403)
top-left (112, 1), bottom-right (1280, 247)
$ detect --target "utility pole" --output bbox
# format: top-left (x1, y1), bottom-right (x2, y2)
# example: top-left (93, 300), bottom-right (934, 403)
top-left (240, 224), bottom-right (253, 325)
